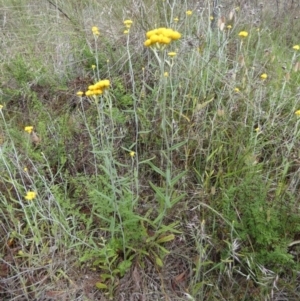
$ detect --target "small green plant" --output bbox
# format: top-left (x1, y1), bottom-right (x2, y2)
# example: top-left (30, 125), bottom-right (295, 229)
top-left (222, 175), bottom-right (298, 268)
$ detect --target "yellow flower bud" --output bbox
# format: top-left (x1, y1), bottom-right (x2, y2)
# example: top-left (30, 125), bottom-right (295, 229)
top-left (24, 126), bottom-right (33, 134)
top-left (238, 31), bottom-right (248, 38)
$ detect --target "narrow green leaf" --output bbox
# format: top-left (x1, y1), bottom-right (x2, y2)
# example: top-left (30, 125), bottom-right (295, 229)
top-left (155, 243), bottom-right (171, 255)
top-left (170, 194), bottom-right (185, 207)
top-left (155, 256), bottom-right (164, 267)
top-left (138, 156), bottom-right (156, 165)
top-left (149, 181), bottom-right (165, 203)
top-left (170, 170), bottom-right (187, 186)
top-left (169, 140), bottom-right (188, 151)
top-left (156, 234), bottom-right (175, 244)
top-left (206, 146), bottom-right (222, 162)
top-left (147, 161), bottom-right (166, 177)
top-left (99, 273), bottom-right (113, 280)
top-left (153, 210), bottom-right (166, 225)
top-left (95, 282), bottom-right (108, 289)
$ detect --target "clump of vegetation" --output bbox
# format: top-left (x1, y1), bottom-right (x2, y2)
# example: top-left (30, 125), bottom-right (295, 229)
top-left (1, 0), bottom-right (300, 300)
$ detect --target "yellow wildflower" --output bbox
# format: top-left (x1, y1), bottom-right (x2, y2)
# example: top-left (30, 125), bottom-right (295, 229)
top-left (76, 91), bottom-right (84, 96)
top-left (238, 31), bottom-right (248, 38)
top-left (92, 26), bottom-right (100, 36)
top-left (295, 110), bottom-right (300, 116)
top-left (91, 65), bottom-right (96, 69)
top-left (24, 126), bottom-right (33, 134)
top-left (174, 17), bottom-right (179, 22)
top-left (234, 87), bottom-right (240, 92)
top-left (210, 16), bottom-right (214, 20)
top-left (85, 79), bottom-right (110, 96)
top-left (144, 28), bottom-right (181, 47)
top-left (25, 191), bottom-right (37, 201)
top-left (186, 10), bottom-right (193, 16)
top-left (227, 25), bottom-right (232, 29)
top-left (0, 105), bottom-right (3, 110)
top-left (293, 45), bottom-right (300, 51)
top-left (168, 52), bottom-right (177, 57)
top-left (124, 20), bottom-right (133, 28)
top-left (124, 30), bottom-right (129, 34)
top-left (129, 151), bottom-right (136, 157)
top-left (24, 167), bottom-right (28, 172)
top-left (164, 72), bottom-right (169, 77)
top-left (260, 73), bottom-right (268, 80)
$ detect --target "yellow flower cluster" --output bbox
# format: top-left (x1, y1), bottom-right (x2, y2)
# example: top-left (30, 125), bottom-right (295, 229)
top-left (92, 26), bottom-right (100, 36)
top-left (24, 126), bottom-right (33, 134)
top-left (238, 31), bottom-right (248, 38)
top-left (293, 45), bottom-right (300, 51)
top-left (124, 20), bottom-right (133, 29)
top-left (260, 73), bottom-right (267, 80)
top-left (144, 27), bottom-right (181, 47)
top-left (25, 191), bottom-right (37, 201)
top-left (85, 80), bottom-right (110, 96)
top-left (123, 19), bottom-right (133, 34)
top-left (129, 151), bottom-right (135, 157)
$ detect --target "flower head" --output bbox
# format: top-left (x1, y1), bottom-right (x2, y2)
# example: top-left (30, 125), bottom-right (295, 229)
top-left (186, 10), bottom-right (193, 16)
top-left (164, 72), bottom-right (169, 77)
top-left (293, 45), bottom-right (300, 51)
top-left (76, 91), bottom-right (84, 96)
top-left (144, 27), bottom-right (181, 48)
top-left (0, 104), bottom-right (3, 110)
top-left (91, 65), bottom-right (96, 70)
top-left (168, 51), bottom-right (177, 57)
top-left (174, 17), bottom-right (179, 22)
top-left (260, 73), bottom-right (268, 80)
top-left (238, 31), bottom-right (248, 38)
top-left (295, 110), bottom-right (300, 116)
top-left (124, 19), bottom-right (133, 28)
top-left (24, 126), bottom-right (33, 134)
top-left (129, 151), bottom-right (136, 157)
top-left (210, 16), bottom-right (214, 20)
top-left (227, 25), bottom-right (232, 29)
top-left (85, 79), bottom-right (110, 96)
top-left (124, 30), bottom-right (129, 34)
top-left (92, 26), bottom-right (100, 36)
top-left (25, 191), bottom-right (37, 201)
top-left (234, 87), bottom-right (240, 92)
